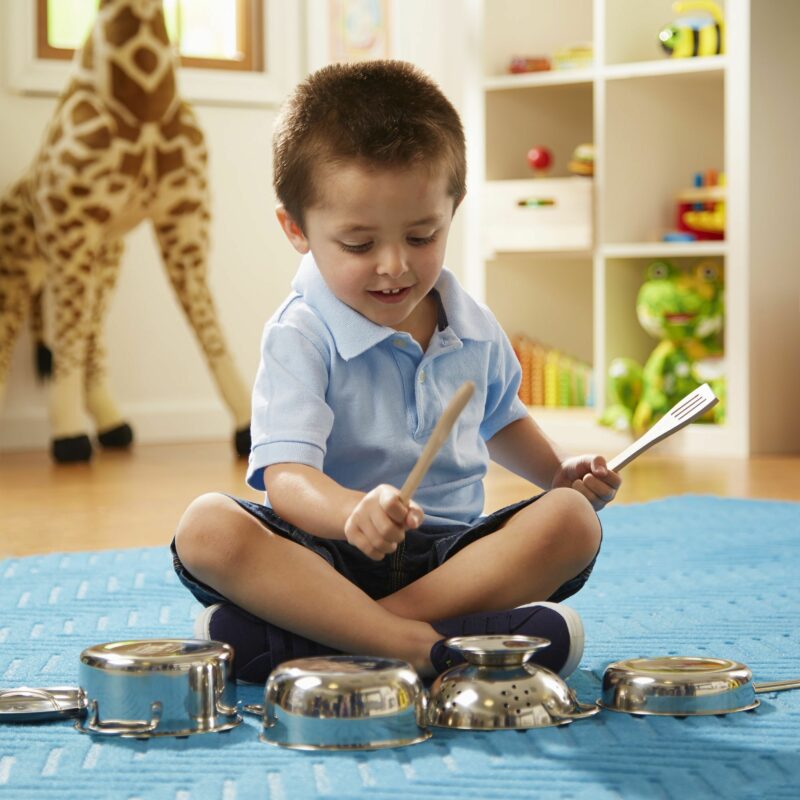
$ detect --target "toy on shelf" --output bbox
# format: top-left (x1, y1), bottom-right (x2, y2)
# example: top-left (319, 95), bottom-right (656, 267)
top-left (568, 143), bottom-right (595, 177)
top-left (600, 259), bottom-right (725, 437)
top-left (508, 56), bottom-right (551, 74)
top-left (659, 1), bottom-right (725, 58)
top-left (552, 43), bottom-right (593, 70)
top-left (513, 336), bottom-right (594, 409)
top-left (0, 0), bottom-right (251, 463)
top-left (664, 170), bottom-right (726, 241)
top-left (526, 146), bottom-right (553, 178)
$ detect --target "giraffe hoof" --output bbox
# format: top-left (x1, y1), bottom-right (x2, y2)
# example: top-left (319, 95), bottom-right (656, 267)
top-left (52, 435), bottom-right (93, 463)
top-left (98, 423), bottom-right (134, 449)
top-left (234, 425), bottom-right (251, 458)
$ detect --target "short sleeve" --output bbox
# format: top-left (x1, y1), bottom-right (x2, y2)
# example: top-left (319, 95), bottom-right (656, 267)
top-left (246, 320), bottom-right (334, 490)
top-left (479, 328), bottom-right (528, 441)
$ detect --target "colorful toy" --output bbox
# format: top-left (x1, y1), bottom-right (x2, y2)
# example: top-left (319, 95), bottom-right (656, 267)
top-left (568, 144), bottom-right (595, 177)
top-left (0, 0), bottom-right (252, 462)
top-left (600, 259), bottom-right (725, 436)
top-left (668, 170), bottom-right (726, 241)
top-left (659, 1), bottom-right (725, 58)
top-left (508, 56), bottom-right (551, 74)
top-left (526, 146), bottom-right (553, 177)
top-left (552, 43), bottom-right (594, 70)
top-left (513, 336), bottom-right (593, 409)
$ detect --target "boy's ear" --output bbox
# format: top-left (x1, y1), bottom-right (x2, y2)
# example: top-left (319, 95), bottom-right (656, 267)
top-left (276, 205), bottom-right (310, 254)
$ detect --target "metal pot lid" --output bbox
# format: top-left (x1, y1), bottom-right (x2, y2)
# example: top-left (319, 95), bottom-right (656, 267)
top-left (0, 686), bottom-right (87, 722)
top-left (80, 639), bottom-right (232, 672)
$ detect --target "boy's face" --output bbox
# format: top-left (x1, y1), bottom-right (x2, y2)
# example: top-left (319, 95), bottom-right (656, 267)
top-left (277, 160), bottom-right (457, 340)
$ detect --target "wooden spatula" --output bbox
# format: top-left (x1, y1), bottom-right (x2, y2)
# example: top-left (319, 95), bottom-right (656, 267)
top-left (399, 381), bottom-right (475, 504)
top-left (607, 383), bottom-right (719, 472)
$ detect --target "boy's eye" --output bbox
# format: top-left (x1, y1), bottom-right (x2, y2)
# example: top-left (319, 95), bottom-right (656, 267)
top-left (408, 232), bottom-right (438, 247)
top-left (339, 241), bottom-right (373, 253)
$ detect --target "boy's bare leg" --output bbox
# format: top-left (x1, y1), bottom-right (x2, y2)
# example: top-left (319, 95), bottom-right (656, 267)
top-left (174, 487), bottom-right (599, 676)
top-left (174, 493), bottom-right (442, 675)
top-left (377, 488), bottom-right (601, 622)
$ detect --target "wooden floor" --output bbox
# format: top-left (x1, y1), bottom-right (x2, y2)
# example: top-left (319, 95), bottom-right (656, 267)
top-left (1, 440), bottom-right (798, 558)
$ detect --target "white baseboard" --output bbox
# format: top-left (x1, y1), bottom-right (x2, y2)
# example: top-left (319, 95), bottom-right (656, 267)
top-left (0, 400), bottom-right (235, 452)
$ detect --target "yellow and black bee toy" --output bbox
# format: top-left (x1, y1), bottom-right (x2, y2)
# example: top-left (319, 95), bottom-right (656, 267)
top-left (659, 1), bottom-right (725, 58)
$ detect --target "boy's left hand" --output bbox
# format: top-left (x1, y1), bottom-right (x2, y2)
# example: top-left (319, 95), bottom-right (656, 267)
top-left (551, 455), bottom-right (621, 511)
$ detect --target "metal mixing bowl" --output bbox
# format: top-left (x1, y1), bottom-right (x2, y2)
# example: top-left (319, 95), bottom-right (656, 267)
top-left (428, 635), bottom-right (599, 730)
top-left (254, 655), bottom-right (430, 750)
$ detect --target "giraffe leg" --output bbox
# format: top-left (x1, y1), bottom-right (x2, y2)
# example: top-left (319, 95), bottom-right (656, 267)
top-left (45, 239), bottom-right (105, 463)
top-left (0, 269), bottom-right (34, 410)
top-left (153, 213), bottom-right (251, 457)
top-left (84, 239), bottom-right (133, 449)
top-left (1, 182), bottom-right (43, 410)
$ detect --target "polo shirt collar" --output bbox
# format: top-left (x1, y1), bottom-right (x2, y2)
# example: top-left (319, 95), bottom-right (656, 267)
top-left (292, 253), bottom-right (495, 361)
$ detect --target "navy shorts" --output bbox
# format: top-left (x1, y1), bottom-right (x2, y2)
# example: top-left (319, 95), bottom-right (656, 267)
top-left (171, 491), bottom-right (602, 607)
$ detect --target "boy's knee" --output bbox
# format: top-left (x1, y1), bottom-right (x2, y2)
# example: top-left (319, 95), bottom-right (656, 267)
top-left (174, 492), bottom-right (241, 576)
top-left (547, 487), bottom-right (602, 563)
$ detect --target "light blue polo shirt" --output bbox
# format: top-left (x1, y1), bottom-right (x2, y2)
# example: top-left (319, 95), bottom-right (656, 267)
top-left (247, 253), bottom-right (528, 527)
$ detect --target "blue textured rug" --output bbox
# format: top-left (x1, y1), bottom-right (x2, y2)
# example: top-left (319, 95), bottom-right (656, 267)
top-left (1, 496), bottom-right (799, 799)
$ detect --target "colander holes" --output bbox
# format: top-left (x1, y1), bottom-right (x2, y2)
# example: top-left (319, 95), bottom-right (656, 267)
top-left (514, 696), bottom-right (519, 701)
top-left (526, 702), bottom-right (531, 707)
top-left (524, 690), bottom-right (529, 695)
top-left (511, 684), bottom-right (517, 689)
top-left (503, 703), bottom-right (508, 708)
top-left (501, 690), bottom-right (507, 696)
top-left (515, 709), bottom-right (521, 714)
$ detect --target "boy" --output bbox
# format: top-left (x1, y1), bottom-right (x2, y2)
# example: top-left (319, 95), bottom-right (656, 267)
top-left (172, 61), bottom-right (620, 683)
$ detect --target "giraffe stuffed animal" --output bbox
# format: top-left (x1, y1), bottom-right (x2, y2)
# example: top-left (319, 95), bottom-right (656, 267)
top-left (0, 0), bottom-right (251, 462)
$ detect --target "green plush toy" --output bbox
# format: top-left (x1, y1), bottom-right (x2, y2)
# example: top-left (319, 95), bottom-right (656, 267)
top-left (601, 259), bottom-right (725, 436)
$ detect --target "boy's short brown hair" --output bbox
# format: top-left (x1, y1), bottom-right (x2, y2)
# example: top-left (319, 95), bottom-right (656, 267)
top-left (273, 60), bottom-right (466, 228)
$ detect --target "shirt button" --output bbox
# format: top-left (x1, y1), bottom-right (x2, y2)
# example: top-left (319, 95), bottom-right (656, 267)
top-left (419, 370), bottom-right (426, 383)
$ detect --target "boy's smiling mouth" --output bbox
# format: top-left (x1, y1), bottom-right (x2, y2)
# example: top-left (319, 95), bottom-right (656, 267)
top-left (368, 286), bottom-right (412, 303)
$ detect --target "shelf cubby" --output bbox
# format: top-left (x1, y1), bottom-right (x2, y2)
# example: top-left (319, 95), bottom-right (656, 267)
top-left (603, 70), bottom-right (724, 244)
top-left (486, 253), bottom-right (594, 366)
top-left (485, 83), bottom-right (594, 181)
top-left (604, 0), bottom-right (727, 66)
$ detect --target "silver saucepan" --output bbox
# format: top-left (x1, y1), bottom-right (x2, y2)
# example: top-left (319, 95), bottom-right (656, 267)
top-left (0, 639), bottom-right (242, 738)
top-left (598, 655), bottom-right (800, 717)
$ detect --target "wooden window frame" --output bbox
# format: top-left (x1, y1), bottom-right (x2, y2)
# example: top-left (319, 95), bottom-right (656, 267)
top-left (36, 0), bottom-right (264, 72)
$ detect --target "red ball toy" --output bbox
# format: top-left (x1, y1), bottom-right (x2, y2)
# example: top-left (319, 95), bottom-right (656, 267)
top-left (526, 146), bottom-right (553, 172)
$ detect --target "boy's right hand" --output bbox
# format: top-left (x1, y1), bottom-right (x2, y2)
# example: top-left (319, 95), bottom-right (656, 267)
top-left (344, 485), bottom-right (424, 561)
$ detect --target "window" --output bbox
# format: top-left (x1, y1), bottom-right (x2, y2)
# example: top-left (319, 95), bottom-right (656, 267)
top-left (36, 0), bottom-right (263, 72)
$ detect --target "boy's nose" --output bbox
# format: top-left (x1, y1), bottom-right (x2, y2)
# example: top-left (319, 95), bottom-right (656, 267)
top-left (377, 246), bottom-right (409, 278)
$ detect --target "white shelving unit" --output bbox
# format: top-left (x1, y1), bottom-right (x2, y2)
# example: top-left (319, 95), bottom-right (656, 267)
top-left (463, 0), bottom-right (800, 457)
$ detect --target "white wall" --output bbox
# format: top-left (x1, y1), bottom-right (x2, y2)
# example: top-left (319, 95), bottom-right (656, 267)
top-left (0, 0), bottom-right (472, 452)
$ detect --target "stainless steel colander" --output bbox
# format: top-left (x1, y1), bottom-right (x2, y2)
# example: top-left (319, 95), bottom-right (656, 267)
top-left (428, 635), bottom-right (598, 730)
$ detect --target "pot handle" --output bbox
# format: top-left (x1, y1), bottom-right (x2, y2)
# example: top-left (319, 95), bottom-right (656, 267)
top-left (189, 661), bottom-right (240, 717)
top-left (75, 699), bottom-right (162, 736)
top-left (754, 679), bottom-right (800, 694)
top-left (561, 701), bottom-right (601, 720)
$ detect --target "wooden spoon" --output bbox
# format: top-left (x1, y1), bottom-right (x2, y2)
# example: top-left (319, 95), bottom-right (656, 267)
top-left (399, 380), bottom-right (475, 504)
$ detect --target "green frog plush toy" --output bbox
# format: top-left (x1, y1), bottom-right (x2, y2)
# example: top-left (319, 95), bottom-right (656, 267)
top-left (601, 259), bottom-right (725, 436)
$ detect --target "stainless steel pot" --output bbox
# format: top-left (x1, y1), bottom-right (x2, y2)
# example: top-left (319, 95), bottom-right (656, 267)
top-left (599, 656), bottom-right (800, 717)
top-left (428, 635), bottom-right (599, 730)
top-left (249, 655), bottom-right (430, 750)
top-left (75, 639), bottom-right (242, 738)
